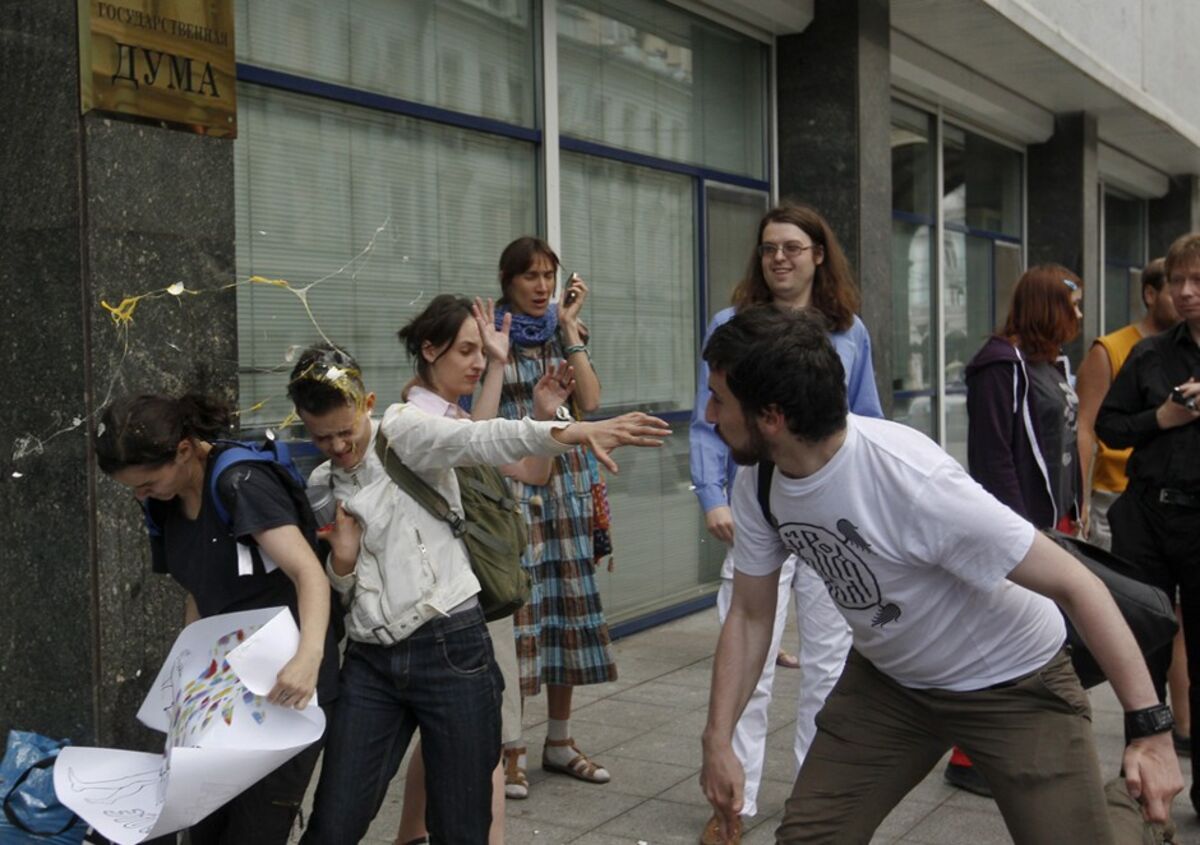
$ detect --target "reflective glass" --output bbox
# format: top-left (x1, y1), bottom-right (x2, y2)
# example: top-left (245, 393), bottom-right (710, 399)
top-left (593, 419), bottom-right (724, 619)
top-left (558, 0), bottom-right (767, 177)
top-left (891, 395), bottom-right (936, 440)
top-left (891, 219), bottom-right (935, 394)
top-left (892, 101), bottom-right (934, 218)
top-left (560, 151), bottom-right (696, 411)
top-left (558, 152), bottom-right (713, 618)
top-left (1105, 192), bottom-right (1146, 264)
top-left (237, 0), bottom-right (537, 127)
top-left (1104, 192), bottom-right (1146, 334)
top-left (943, 125), bottom-right (1022, 237)
top-left (234, 87), bottom-right (537, 423)
top-left (706, 186), bottom-right (767, 323)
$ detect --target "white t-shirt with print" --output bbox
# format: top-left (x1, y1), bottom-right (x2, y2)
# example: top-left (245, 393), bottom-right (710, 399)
top-left (730, 414), bottom-right (1066, 691)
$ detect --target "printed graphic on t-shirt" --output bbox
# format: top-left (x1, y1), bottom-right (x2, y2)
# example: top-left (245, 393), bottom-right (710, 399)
top-left (777, 520), bottom-right (902, 628)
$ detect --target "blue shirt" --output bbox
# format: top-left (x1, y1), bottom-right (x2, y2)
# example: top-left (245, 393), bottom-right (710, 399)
top-left (688, 306), bottom-right (884, 512)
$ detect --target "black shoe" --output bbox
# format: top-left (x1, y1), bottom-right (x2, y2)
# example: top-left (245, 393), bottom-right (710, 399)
top-left (1174, 730), bottom-right (1191, 757)
top-left (944, 761), bottom-right (993, 798)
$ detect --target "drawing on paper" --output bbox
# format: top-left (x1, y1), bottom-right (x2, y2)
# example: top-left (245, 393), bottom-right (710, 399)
top-left (55, 608), bottom-right (326, 845)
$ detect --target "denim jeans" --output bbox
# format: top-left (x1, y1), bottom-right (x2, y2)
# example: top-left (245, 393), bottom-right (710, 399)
top-left (301, 607), bottom-right (502, 845)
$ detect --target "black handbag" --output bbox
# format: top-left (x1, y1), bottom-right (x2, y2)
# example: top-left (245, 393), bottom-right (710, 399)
top-left (1046, 531), bottom-right (1178, 689)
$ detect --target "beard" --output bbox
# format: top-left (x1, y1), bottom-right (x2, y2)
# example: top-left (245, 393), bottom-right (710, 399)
top-left (719, 420), bottom-right (770, 466)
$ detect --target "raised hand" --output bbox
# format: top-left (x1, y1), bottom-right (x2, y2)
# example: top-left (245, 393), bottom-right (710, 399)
top-left (533, 362), bottom-right (575, 421)
top-left (473, 297), bottom-right (511, 363)
top-left (560, 274), bottom-right (589, 327)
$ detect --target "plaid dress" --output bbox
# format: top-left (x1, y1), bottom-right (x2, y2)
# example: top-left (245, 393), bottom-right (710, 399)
top-left (500, 337), bottom-right (617, 695)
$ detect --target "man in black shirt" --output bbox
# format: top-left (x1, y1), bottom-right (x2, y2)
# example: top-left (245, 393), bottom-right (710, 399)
top-left (1096, 230), bottom-right (1200, 810)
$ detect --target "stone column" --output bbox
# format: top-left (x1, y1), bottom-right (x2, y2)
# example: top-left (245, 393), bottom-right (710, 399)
top-left (1149, 174), bottom-right (1200, 258)
top-left (776, 0), bottom-right (892, 413)
top-left (1027, 112), bottom-right (1101, 347)
top-left (0, 2), bottom-right (236, 747)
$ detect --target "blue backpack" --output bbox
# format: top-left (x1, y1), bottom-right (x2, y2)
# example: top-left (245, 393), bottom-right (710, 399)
top-left (141, 438), bottom-right (322, 539)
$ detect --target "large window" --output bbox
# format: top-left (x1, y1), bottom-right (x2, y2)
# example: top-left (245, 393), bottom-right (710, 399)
top-left (1103, 191), bottom-right (1147, 334)
top-left (557, 0), bottom-right (767, 178)
top-left (889, 101), bottom-right (1025, 466)
top-left (233, 0), bottom-right (768, 620)
top-left (941, 124), bottom-right (1023, 466)
top-left (560, 154), bottom-right (696, 411)
top-left (235, 87), bottom-right (537, 419)
top-left (890, 101), bottom-right (937, 438)
top-left (237, 0), bottom-right (536, 127)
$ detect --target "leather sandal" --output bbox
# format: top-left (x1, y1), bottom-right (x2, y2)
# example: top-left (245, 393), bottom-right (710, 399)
top-left (503, 746), bottom-right (529, 799)
top-left (542, 737), bottom-right (610, 784)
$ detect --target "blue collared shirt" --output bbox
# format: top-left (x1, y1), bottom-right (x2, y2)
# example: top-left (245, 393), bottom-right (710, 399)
top-left (688, 306), bottom-right (884, 512)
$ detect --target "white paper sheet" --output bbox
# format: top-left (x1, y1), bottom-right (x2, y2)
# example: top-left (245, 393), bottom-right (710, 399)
top-left (54, 608), bottom-right (326, 844)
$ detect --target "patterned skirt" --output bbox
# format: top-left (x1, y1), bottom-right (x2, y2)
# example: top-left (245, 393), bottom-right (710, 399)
top-left (512, 480), bottom-right (617, 696)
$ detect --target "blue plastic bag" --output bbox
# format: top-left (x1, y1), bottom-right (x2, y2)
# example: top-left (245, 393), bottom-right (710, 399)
top-left (0, 730), bottom-right (85, 844)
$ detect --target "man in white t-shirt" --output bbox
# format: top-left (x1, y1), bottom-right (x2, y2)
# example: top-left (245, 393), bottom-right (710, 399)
top-left (698, 307), bottom-right (1181, 844)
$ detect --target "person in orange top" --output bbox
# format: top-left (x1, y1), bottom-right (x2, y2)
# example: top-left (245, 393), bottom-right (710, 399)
top-left (1076, 257), bottom-right (1178, 550)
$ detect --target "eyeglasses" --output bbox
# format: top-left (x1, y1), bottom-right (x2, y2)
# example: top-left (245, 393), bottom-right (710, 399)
top-left (758, 242), bottom-right (816, 260)
top-left (1062, 278), bottom-right (1079, 291)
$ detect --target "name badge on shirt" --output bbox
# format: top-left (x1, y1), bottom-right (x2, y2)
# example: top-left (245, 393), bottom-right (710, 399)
top-left (237, 543), bottom-right (280, 576)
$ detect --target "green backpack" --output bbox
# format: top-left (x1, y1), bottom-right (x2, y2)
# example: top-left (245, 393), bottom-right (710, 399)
top-left (374, 433), bottom-right (531, 621)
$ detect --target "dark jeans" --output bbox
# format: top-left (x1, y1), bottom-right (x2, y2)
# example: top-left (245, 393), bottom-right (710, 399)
top-left (184, 703), bottom-right (330, 844)
top-left (301, 607), bottom-right (502, 845)
top-left (1110, 484), bottom-right (1200, 805)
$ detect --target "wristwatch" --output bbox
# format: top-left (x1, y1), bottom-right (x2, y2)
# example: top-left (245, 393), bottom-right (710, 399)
top-left (554, 405), bottom-right (573, 423)
top-left (1124, 703), bottom-right (1175, 740)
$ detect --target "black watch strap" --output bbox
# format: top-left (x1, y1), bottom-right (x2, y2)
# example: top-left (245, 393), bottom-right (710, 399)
top-left (1124, 703), bottom-right (1175, 740)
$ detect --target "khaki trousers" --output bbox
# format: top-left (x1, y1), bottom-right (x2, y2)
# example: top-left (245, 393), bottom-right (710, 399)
top-left (777, 648), bottom-right (1129, 845)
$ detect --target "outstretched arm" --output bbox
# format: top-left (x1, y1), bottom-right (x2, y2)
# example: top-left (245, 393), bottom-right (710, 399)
top-left (1007, 533), bottom-right (1182, 822)
top-left (701, 567), bottom-right (782, 838)
top-left (387, 403), bottom-right (670, 475)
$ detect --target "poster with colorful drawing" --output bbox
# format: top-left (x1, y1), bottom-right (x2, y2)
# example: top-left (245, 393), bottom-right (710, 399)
top-left (53, 608), bottom-right (325, 844)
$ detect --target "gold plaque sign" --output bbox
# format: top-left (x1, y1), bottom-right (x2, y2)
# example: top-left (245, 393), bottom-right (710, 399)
top-left (78, 0), bottom-right (236, 137)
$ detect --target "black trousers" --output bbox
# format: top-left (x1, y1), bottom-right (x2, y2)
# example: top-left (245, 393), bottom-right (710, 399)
top-left (1109, 483), bottom-right (1200, 804)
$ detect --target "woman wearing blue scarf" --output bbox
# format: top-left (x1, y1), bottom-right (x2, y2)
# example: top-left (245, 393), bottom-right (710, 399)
top-left (490, 236), bottom-right (612, 799)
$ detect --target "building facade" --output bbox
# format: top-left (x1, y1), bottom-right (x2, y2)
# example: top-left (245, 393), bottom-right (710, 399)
top-left (3, 0), bottom-right (1199, 743)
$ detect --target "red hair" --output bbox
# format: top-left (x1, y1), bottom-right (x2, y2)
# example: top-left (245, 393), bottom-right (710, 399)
top-left (1000, 263), bottom-right (1082, 363)
top-left (730, 204), bottom-right (860, 332)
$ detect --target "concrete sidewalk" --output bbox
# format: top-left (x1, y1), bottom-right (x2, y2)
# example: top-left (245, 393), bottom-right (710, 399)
top-left (348, 607), bottom-right (1199, 844)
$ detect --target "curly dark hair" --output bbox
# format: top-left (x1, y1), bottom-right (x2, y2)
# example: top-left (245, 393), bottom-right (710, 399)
top-left (703, 306), bottom-right (847, 443)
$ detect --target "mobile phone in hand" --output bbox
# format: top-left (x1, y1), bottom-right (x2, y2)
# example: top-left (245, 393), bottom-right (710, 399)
top-left (1170, 387), bottom-right (1199, 410)
top-left (564, 272), bottom-right (580, 306)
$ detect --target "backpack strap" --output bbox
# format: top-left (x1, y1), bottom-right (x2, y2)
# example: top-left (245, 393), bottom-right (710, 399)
top-left (373, 432), bottom-right (468, 538)
top-left (756, 460), bottom-right (778, 531)
top-left (140, 499), bottom-right (163, 538)
top-left (206, 439), bottom-right (322, 527)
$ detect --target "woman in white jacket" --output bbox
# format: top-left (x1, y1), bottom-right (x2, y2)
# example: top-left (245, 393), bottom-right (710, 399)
top-left (290, 344), bottom-right (668, 845)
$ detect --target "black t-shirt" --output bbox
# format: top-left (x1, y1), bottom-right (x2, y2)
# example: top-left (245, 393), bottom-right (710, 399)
top-left (148, 446), bottom-right (339, 702)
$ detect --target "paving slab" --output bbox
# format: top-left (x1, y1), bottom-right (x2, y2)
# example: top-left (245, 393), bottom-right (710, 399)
top-left (290, 606), bottom-right (1199, 844)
